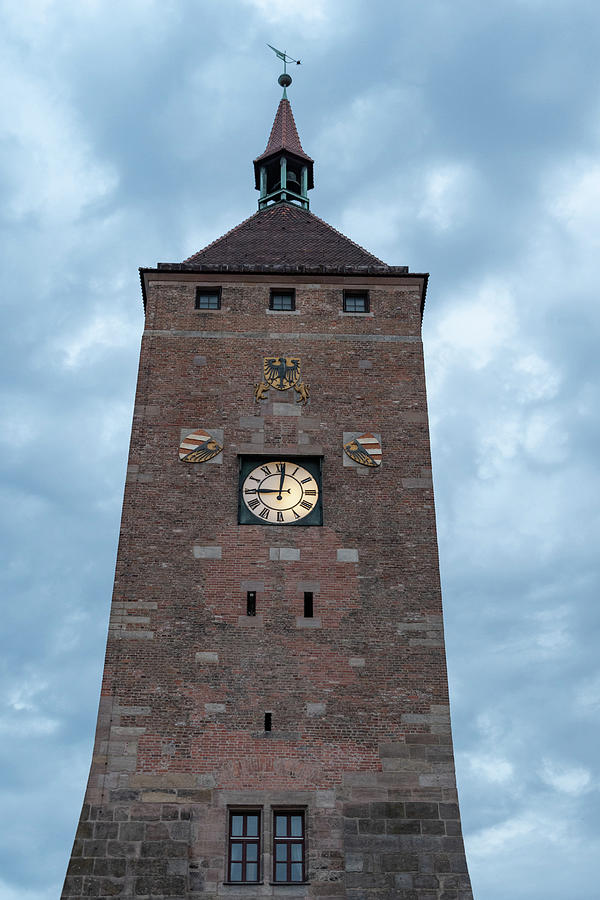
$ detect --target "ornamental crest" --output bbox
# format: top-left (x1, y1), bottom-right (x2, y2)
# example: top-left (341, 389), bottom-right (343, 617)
top-left (343, 432), bottom-right (382, 467)
top-left (179, 429), bottom-right (223, 463)
top-left (254, 356), bottom-right (310, 405)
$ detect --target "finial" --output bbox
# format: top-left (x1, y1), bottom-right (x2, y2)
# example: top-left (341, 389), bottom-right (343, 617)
top-left (267, 43), bottom-right (301, 98)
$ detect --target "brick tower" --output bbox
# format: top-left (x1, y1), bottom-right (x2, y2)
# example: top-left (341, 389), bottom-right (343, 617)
top-left (62, 71), bottom-right (473, 899)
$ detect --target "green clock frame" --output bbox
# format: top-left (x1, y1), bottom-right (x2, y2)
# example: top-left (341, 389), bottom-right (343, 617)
top-left (238, 455), bottom-right (323, 526)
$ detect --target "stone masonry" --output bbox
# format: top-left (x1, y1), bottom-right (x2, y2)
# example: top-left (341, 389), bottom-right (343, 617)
top-left (61, 268), bottom-right (473, 898)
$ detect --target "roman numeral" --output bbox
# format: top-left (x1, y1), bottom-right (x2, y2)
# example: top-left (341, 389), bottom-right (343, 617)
top-left (261, 465), bottom-right (271, 476)
top-left (300, 500), bottom-right (313, 510)
top-left (300, 477), bottom-right (312, 484)
top-left (249, 476), bottom-right (260, 483)
top-left (247, 498), bottom-right (260, 510)
top-left (304, 489), bottom-right (317, 496)
top-left (291, 467), bottom-right (298, 476)
top-left (275, 463), bottom-right (285, 473)
top-left (259, 507), bottom-right (270, 519)
top-left (292, 509), bottom-right (300, 519)
top-left (277, 511), bottom-right (284, 522)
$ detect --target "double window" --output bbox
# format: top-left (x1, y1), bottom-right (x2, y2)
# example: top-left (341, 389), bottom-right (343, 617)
top-left (195, 287), bottom-right (221, 310)
top-left (343, 290), bottom-right (369, 313)
top-left (228, 811), bottom-right (260, 883)
top-left (227, 809), bottom-right (306, 884)
top-left (270, 289), bottom-right (295, 311)
top-left (273, 811), bottom-right (306, 883)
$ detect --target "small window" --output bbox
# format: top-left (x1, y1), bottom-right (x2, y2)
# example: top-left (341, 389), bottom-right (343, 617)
top-left (270, 290), bottom-right (295, 311)
top-left (247, 591), bottom-right (256, 616)
top-left (195, 288), bottom-right (221, 310)
top-left (264, 712), bottom-right (272, 732)
top-left (228, 811), bottom-right (261, 883)
top-left (303, 592), bottom-right (313, 618)
top-left (273, 811), bottom-right (306, 883)
top-left (343, 290), bottom-right (369, 313)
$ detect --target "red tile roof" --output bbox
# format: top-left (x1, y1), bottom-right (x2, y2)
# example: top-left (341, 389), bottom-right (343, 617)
top-left (181, 202), bottom-right (387, 269)
top-left (254, 98), bottom-right (313, 165)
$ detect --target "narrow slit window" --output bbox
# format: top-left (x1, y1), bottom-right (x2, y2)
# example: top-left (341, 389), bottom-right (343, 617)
top-left (270, 290), bottom-right (295, 311)
top-left (264, 712), bottom-right (272, 732)
top-left (195, 287), bottom-right (221, 310)
top-left (343, 290), bottom-right (369, 313)
top-left (228, 810), bottom-right (261, 883)
top-left (273, 811), bottom-right (306, 883)
top-left (247, 591), bottom-right (256, 616)
top-left (303, 592), bottom-right (313, 618)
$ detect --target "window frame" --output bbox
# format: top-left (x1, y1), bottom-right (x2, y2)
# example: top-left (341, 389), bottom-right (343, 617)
top-left (269, 289), bottom-right (296, 312)
top-left (195, 287), bottom-right (222, 310)
top-left (272, 809), bottom-right (307, 884)
top-left (343, 290), bottom-right (369, 314)
top-left (227, 809), bottom-right (262, 884)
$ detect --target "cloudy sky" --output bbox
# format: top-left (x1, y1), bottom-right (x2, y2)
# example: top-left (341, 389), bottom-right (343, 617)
top-left (1, 0), bottom-right (599, 897)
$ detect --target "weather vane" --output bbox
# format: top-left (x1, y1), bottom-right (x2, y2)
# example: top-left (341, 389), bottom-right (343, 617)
top-left (267, 43), bottom-right (301, 97)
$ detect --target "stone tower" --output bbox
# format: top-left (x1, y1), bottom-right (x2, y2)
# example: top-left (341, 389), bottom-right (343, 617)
top-left (62, 78), bottom-right (473, 899)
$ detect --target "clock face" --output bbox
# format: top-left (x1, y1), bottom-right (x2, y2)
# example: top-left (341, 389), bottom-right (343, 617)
top-left (239, 459), bottom-right (321, 525)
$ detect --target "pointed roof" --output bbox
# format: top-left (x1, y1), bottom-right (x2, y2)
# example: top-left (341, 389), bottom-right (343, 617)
top-left (179, 202), bottom-right (387, 269)
top-left (254, 98), bottom-right (313, 166)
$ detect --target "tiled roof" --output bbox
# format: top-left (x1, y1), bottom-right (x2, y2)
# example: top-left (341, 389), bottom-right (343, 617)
top-left (181, 202), bottom-right (387, 269)
top-left (254, 98), bottom-right (313, 165)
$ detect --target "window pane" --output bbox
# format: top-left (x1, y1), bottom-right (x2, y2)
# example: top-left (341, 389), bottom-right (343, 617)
top-left (246, 815), bottom-right (258, 836)
top-left (276, 843), bottom-right (288, 861)
top-left (291, 843), bottom-right (302, 861)
top-left (271, 293), bottom-right (293, 310)
top-left (275, 862), bottom-right (287, 882)
top-left (246, 862), bottom-right (258, 881)
top-left (246, 843), bottom-right (258, 861)
top-left (230, 843), bottom-right (242, 861)
top-left (275, 815), bottom-right (288, 836)
top-left (197, 291), bottom-right (219, 309)
top-left (231, 815), bottom-right (243, 836)
top-left (291, 863), bottom-right (303, 882)
top-left (230, 862), bottom-right (242, 881)
top-left (290, 815), bottom-right (303, 836)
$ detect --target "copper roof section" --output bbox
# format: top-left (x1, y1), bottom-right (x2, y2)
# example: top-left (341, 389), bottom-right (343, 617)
top-left (181, 202), bottom-right (386, 269)
top-left (254, 98), bottom-right (313, 166)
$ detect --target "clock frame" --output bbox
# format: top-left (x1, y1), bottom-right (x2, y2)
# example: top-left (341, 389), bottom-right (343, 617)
top-left (238, 455), bottom-right (323, 526)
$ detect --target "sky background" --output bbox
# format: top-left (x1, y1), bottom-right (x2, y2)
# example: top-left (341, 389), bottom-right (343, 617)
top-left (1, 0), bottom-right (599, 897)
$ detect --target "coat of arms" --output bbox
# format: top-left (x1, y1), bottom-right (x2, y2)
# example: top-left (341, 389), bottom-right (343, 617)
top-left (343, 432), bottom-right (382, 467)
top-left (179, 429), bottom-right (223, 463)
top-left (254, 356), bottom-right (310, 405)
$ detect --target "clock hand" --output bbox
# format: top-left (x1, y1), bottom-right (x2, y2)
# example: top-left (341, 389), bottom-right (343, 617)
top-left (277, 462), bottom-right (286, 500)
top-left (245, 488), bottom-right (291, 494)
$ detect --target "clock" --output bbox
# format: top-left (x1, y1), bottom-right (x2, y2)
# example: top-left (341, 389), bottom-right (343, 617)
top-left (238, 457), bottom-right (322, 526)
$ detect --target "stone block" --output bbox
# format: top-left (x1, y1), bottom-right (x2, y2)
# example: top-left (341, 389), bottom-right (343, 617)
top-left (192, 545), bottom-right (222, 559)
top-left (296, 616), bottom-right (321, 628)
top-left (280, 547), bottom-right (300, 560)
top-left (196, 652), bottom-right (219, 664)
top-left (337, 548), bottom-right (359, 562)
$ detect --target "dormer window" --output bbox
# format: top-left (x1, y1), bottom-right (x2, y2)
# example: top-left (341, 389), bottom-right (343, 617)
top-left (270, 290), bottom-right (295, 311)
top-left (343, 290), bottom-right (369, 313)
top-left (195, 288), bottom-right (221, 310)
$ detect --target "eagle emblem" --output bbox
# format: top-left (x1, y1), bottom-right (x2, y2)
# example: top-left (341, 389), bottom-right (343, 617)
top-left (343, 433), bottom-right (382, 467)
top-left (254, 356), bottom-right (310, 405)
top-left (179, 429), bottom-right (223, 463)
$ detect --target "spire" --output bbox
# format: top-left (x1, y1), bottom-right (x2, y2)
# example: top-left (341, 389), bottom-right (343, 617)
top-left (253, 46), bottom-right (314, 210)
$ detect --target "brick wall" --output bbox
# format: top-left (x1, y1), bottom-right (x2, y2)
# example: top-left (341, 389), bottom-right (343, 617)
top-left (61, 272), bottom-right (472, 898)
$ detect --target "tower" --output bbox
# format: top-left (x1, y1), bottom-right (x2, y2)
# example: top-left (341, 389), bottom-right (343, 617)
top-left (62, 69), bottom-right (473, 899)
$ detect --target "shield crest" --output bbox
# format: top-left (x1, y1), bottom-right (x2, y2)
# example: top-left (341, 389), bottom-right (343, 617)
top-left (263, 356), bottom-right (301, 391)
top-left (343, 432), bottom-right (382, 467)
top-left (179, 429), bottom-right (223, 463)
